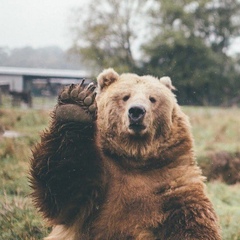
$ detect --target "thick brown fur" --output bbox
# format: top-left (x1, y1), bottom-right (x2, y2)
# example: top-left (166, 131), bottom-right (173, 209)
top-left (30, 69), bottom-right (221, 239)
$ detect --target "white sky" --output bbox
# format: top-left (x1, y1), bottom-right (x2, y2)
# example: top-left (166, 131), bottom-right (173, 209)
top-left (0, 0), bottom-right (86, 49)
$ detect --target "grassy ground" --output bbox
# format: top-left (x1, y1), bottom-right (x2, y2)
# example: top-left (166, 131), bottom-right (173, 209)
top-left (184, 106), bottom-right (240, 240)
top-left (184, 107), bottom-right (240, 156)
top-left (0, 108), bottom-right (50, 239)
top-left (0, 106), bottom-right (239, 239)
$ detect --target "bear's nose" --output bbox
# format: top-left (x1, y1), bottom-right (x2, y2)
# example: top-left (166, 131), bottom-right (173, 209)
top-left (128, 105), bottom-right (146, 124)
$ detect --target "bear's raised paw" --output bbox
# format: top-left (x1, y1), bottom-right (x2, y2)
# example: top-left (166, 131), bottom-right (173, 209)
top-left (55, 80), bottom-right (97, 123)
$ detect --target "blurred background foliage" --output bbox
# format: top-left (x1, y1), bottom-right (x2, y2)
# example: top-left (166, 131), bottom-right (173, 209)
top-left (69, 0), bottom-right (240, 106)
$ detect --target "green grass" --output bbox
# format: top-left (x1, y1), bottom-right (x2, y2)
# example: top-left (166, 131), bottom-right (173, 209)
top-left (0, 105), bottom-right (240, 239)
top-left (184, 106), bottom-right (240, 156)
top-left (207, 183), bottom-right (240, 240)
top-left (0, 194), bottom-right (49, 240)
top-left (0, 107), bottom-right (51, 239)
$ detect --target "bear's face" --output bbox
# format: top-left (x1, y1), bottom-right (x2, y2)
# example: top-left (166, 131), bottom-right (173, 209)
top-left (96, 69), bottom-right (176, 160)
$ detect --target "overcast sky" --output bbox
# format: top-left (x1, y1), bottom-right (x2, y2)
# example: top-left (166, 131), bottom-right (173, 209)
top-left (0, 0), bottom-right (86, 49)
top-left (0, 0), bottom-right (240, 54)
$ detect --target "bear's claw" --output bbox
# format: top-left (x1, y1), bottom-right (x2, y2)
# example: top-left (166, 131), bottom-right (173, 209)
top-left (55, 81), bottom-right (97, 122)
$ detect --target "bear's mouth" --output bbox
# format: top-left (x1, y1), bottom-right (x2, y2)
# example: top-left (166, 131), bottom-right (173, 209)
top-left (129, 123), bottom-right (146, 133)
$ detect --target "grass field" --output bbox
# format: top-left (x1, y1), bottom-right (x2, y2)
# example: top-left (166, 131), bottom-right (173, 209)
top-left (0, 106), bottom-right (240, 239)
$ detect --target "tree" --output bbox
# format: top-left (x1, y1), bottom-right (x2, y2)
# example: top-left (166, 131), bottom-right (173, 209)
top-left (69, 0), bottom-right (240, 105)
top-left (147, 0), bottom-right (240, 53)
top-left (143, 0), bottom-right (240, 105)
top-left (69, 0), bottom-right (146, 73)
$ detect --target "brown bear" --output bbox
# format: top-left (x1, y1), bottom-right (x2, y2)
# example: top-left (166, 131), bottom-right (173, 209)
top-left (30, 68), bottom-right (221, 240)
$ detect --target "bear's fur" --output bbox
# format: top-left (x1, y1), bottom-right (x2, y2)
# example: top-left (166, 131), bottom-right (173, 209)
top-left (30, 69), bottom-right (221, 240)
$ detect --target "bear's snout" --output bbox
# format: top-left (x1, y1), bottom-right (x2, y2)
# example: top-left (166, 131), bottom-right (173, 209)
top-left (128, 105), bottom-right (146, 123)
top-left (128, 105), bottom-right (147, 134)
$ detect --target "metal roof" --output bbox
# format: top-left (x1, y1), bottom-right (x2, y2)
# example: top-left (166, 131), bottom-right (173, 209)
top-left (0, 66), bottom-right (90, 79)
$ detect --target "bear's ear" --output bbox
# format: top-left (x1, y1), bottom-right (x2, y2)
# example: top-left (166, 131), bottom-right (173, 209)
top-left (97, 68), bottom-right (119, 91)
top-left (159, 76), bottom-right (176, 91)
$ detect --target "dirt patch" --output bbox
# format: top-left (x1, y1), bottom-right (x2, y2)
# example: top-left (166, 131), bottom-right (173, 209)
top-left (2, 130), bottom-right (22, 138)
top-left (200, 151), bottom-right (240, 184)
top-left (0, 128), bottom-right (22, 138)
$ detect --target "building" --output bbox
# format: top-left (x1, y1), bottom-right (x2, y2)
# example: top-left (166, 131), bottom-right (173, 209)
top-left (0, 66), bottom-right (91, 107)
top-left (0, 66), bottom-right (91, 93)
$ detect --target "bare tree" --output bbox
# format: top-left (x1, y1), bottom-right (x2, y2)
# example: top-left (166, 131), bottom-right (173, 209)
top-left (69, 0), bottom-right (147, 73)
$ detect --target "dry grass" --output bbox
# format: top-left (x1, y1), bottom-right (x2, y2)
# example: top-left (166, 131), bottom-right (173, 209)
top-left (184, 106), bottom-right (240, 156)
top-left (0, 108), bottom-right (50, 239)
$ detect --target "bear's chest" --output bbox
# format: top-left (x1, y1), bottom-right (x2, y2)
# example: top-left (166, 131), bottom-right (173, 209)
top-left (90, 173), bottom-right (166, 239)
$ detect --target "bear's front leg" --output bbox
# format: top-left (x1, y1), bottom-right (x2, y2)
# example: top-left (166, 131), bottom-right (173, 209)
top-left (30, 81), bottom-right (103, 227)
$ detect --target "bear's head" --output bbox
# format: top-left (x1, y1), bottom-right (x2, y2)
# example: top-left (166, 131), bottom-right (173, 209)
top-left (95, 68), bottom-right (188, 164)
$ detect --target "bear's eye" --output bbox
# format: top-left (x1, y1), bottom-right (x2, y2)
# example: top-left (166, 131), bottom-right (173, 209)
top-left (122, 95), bottom-right (130, 102)
top-left (149, 97), bottom-right (156, 103)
